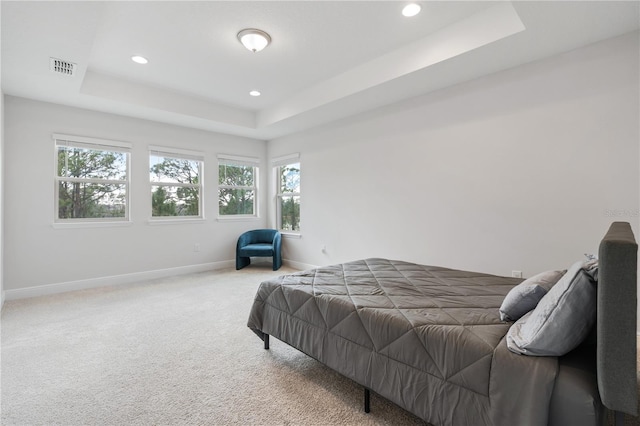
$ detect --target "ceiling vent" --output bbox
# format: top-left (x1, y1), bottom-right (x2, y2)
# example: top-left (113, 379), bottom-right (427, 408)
top-left (49, 58), bottom-right (76, 77)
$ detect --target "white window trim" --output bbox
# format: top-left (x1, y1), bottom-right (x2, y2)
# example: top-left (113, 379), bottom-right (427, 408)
top-left (218, 154), bottom-right (260, 167)
top-left (54, 133), bottom-right (132, 151)
top-left (217, 154), bottom-right (259, 219)
top-left (52, 220), bottom-right (133, 229)
top-left (272, 153), bottom-right (301, 235)
top-left (272, 153), bottom-right (300, 168)
top-left (149, 145), bottom-right (204, 161)
top-left (281, 231), bottom-right (302, 239)
top-left (53, 134), bottom-right (132, 226)
top-left (149, 146), bottom-right (205, 222)
top-left (146, 218), bottom-right (207, 226)
top-left (216, 216), bottom-right (261, 222)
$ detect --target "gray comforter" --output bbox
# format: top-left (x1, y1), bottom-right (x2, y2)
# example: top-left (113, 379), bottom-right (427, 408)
top-left (247, 258), bottom-right (559, 426)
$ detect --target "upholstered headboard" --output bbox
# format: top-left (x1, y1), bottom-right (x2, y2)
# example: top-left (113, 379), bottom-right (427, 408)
top-left (597, 221), bottom-right (638, 416)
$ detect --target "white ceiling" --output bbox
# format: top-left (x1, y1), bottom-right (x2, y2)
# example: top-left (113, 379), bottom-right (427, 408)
top-left (2, 1), bottom-right (639, 140)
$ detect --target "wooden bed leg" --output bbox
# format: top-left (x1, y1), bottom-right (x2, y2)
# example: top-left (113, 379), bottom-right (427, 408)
top-left (364, 388), bottom-right (370, 413)
top-left (264, 334), bottom-right (270, 350)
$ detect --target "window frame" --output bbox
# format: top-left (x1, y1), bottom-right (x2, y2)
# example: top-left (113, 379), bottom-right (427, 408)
top-left (273, 153), bottom-right (301, 235)
top-left (149, 145), bottom-right (205, 222)
top-left (53, 133), bottom-right (132, 226)
top-left (217, 154), bottom-right (260, 219)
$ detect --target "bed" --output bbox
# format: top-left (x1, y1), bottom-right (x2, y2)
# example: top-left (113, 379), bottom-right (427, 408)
top-left (247, 222), bottom-right (637, 425)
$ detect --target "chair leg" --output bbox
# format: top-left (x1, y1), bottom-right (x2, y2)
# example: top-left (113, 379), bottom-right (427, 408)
top-left (236, 256), bottom-right (250, 270)
top-left (272, 255), bottom-right (282, 271)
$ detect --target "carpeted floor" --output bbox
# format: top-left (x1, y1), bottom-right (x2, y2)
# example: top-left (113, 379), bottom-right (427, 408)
top-left (1, 265), bottom-right (427, 425)
top-left (1, 264), bottom-right (639, 425)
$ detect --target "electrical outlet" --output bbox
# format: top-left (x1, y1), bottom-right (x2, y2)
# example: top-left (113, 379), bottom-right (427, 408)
top-left (511, 270), bottom-right (523, 278)
top-left (194, 243), bottom-right (200, 252)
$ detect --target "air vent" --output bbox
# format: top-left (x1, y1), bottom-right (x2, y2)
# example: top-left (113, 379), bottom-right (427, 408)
top-left (49, 58), bottom-right (76, 77)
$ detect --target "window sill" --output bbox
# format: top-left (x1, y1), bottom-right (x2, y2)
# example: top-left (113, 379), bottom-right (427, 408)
top-left (216, 216), bottom-right (260, 222)
top-left (281, 232), bottom-right (302, 239)
top-left (52, 221), bottom-right (133, 229)
top-left (147, 218), bottom-right (206, 226)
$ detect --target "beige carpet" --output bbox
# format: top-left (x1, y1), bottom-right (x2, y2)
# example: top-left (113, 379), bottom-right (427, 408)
top-left (1, 265), bottom-right (425, 425)
top-left (1, 265), bottom-right (638, 425)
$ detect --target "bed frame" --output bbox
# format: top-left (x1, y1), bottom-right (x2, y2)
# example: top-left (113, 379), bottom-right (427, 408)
top-left (258, 221), bottom-right (638, 424)
top-left (597, 221), bottom-right (638, 424)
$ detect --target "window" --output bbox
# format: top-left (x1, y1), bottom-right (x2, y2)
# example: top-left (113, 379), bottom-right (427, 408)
top-left (149, 146), bottom-right (204, 219)
top-left (218, 155), bottom-right (259, 217)
top-left (273, 154), bottom-right (300, 233)
top-left (54, 134), bottom-right (131, 222)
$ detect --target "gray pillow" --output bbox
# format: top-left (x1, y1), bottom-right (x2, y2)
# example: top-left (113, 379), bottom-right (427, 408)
top-left (506, 260), bottom-right (597, 356)
top-left (499, 270), bottom-right (566, 322)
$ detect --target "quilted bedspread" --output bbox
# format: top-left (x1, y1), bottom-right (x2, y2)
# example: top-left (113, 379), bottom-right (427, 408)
top-left (247, 258), bottom-right (559, 426)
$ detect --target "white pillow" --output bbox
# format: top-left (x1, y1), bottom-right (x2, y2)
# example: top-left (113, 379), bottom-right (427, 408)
top-left (499, 270), bottom-right (565, 322)
top-left (506, 260), bottom-right (598, 356)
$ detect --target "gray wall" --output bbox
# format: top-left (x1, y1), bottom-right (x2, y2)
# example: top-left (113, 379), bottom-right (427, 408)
top-left (268, 33), bottom-right (640, 279)
top-left (1, 91), bottom-right (4, 307)
top-left (3, 97), bottom-right (266, 294)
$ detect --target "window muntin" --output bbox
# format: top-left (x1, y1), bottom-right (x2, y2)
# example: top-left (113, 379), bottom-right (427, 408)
top-left (150, 148), bottom-right (203, 219)
top-left (218, 155), bottom-right (259, 217)
top-left (55, 136), bottom-right (130, 222)
top-left (275, 160), bottom-right (300, 232)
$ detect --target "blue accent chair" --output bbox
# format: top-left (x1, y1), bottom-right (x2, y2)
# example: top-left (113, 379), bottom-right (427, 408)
top-left (236, 229), bottom-right (282, 271)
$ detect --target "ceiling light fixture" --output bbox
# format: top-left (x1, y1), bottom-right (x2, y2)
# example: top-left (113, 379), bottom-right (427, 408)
top-left (131, 55), bottom-right (148, 64)
top-left (237, 29), bottom-right (271, 53)
top-left (249, 90), bottom-right (261, 97)
top-left (402, 3), bottom-right (421, 17)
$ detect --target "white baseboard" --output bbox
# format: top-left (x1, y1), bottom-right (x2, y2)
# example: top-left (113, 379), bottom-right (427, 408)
top-left (242, 258), bottom-right (316, 271)
top-left (283, 259), bottom-right (318, 271)
top-left (4, 260), bottom-right (234, 301)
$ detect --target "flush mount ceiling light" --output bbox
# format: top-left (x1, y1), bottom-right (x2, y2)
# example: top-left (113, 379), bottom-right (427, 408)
top-left (237, 28), bottom-right (271, 53)
top-left (402, 3), bottom-right (421, 17)
top-left (131, 55), bottom-right (148, 64)
top-left (249, 90), bottom-right (261, 97)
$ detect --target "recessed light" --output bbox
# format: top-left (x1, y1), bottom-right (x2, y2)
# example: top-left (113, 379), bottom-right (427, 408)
top-left (131, 55), bottom-right (148, 64)
top-left (249, 90), bottom-right (261, 97)
top-left (402, 3), bottom-right (421, 17)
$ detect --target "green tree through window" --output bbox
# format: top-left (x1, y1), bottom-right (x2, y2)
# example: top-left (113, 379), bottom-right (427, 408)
top-left (277, 162), bottom-right (300, 232)
top-left (218, 156), bottom-right (258, 216)
top-left (56, 139), bottom-right (129, 221)
top-left (150, 152), bottom-right (202, 218)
